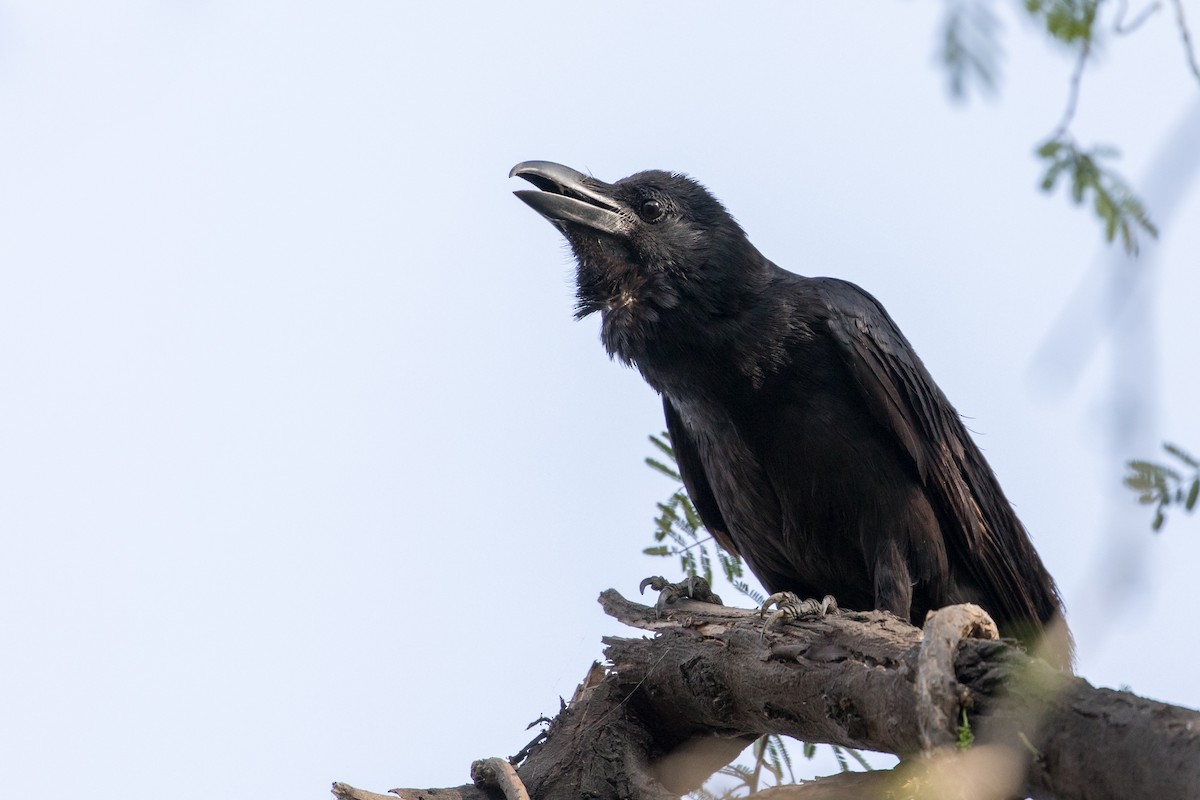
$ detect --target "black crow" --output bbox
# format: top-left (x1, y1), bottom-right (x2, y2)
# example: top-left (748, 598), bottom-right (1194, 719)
top-left (511, 160), bottom-right (1070, 666)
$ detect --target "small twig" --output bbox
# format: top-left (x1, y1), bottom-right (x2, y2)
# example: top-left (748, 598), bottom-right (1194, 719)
top-left (1113, 0), bottom-right (1162, 34)
top-left (332, 784), bottom-right (411, 800)
top-left (1017, 730), bottom-right (1043, 760)
top-left (525, 715), bottom-right (552, 730)
top-left (746, 736), bottom-right (767, 794)
top-left (1051, 39), bottom-right (1093, 141)
top-left (1170, 0), bottom-right (1200, 84)
top-left (509, 728), bottom-right (549, 766)
top-left (669, 533), bottom-right (716, 555)
top-left (344, 783), bottom-right (471, 800)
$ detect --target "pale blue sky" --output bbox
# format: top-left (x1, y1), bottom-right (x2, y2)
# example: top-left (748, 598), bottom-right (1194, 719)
top-left (2, 2), bottom-right (1199, 798)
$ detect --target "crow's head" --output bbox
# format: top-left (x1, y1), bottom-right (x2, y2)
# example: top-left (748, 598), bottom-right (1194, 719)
top-left (511, 161), bottom-right (760, 364)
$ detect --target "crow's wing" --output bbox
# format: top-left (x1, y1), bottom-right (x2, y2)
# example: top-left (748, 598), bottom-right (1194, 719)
top-left (812, 278), bottom-right (1056, 628)
top-left (662, 397), bottom-right (739, 558)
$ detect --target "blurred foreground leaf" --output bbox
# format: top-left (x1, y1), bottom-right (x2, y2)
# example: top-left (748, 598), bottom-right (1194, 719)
top-left (1125, 442), bottom-right (1200, 531)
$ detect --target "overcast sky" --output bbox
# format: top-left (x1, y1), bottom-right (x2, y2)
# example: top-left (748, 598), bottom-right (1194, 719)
top-left (2, 2), bottom-right (1199, 798)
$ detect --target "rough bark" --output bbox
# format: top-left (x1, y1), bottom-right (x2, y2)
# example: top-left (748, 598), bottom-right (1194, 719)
top-left (338, 591), bottom-right (1200, 800)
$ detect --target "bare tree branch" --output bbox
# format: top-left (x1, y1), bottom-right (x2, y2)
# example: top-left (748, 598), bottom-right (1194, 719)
top-left (1050, 39), bottom-right (1092, 141)
top-left (1113, 0), bottom-right (1162, 34)
top-left (340, 592), bottom-right (1200, 800)
top-left (915, 604), bottom-right (999, 751)
top-left (1170, 0), bottom-right (1200, 83)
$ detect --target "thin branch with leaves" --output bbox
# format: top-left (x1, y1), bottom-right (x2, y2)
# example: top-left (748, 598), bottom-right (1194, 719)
top-left (934, 0), bottom-right (1195, 255)
top-left (940, 0), bottom-right (1003, 101)
top-left (1035, 138), bottom-right (1158, 253)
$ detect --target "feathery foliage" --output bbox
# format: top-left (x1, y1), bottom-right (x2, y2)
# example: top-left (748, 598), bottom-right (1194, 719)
top-left (940, 0), bottom-right (1003, 100)
top-left (1035, 139), bottom-right (1157, 254)
top-left (1024, 0), bottom-right (1100, 45)
top-left (931, 0), bottom-right (1198, 255)
top-left (1125, 442), bottom-right (1200, 531)
top-left (644, 433), bottom-right (759, 602)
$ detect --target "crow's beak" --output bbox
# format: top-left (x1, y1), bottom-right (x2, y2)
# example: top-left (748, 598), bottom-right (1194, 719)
top-left (510, 161), bottom-right (625, 235)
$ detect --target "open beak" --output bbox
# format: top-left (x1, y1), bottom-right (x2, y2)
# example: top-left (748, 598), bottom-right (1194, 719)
top-left (510, 161), bottom-right (625, 235)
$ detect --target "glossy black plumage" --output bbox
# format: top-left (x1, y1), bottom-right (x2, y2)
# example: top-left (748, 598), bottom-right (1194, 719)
top-left (511, 161), bottom-right (1069, 665)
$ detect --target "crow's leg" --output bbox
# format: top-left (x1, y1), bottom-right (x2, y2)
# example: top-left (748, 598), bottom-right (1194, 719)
top-left (639, 575), bottom-right (723, 617)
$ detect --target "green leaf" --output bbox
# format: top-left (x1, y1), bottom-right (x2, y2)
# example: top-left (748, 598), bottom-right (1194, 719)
top-left (844, 747), bottom-right (873, 771)
top-left (1122, 472), bottom-right (1151, 492)
top-left (718, 550), bottom-right (744, 580)
top-left (1164, 443), bottom-right (1200, 468)
top-left (1035, 138), bottom-right (1157, 255)
top-left (699, 547), bottom-right (713, 584)
top-left (647, 433), bottom-right (674, 459)
top-left (939, 0), bottom-right (1002, 101)
top-left (645, 458), bottom-right (681, 481)
top-left (1157, 465), bottom-right (1183, 483)
top-left (957, 708), bottom-right (975, 750)
top-left (1036, 138), bottom-right (1062, 158)
top-left (1186, 479), bottom-right (1199, 511)
top-left (680, 494), bottom-right (702, 531)
top-left (1026, 0), bottom-right (1099, 43)
top-left (1040, 160), bottom-right (1068, 190)
top-left (1070, 161), bottom-right (1089, 203)
top-left (642, 546), bottom-right (670, 557)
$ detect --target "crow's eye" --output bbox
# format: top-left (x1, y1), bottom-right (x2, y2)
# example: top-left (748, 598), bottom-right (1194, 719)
top-left (639, 199), bottom-right (665, 223)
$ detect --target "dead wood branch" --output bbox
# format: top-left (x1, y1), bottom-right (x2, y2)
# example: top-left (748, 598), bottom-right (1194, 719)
top-left (338, 591), bottom-right (1200, 800)
top-left (915, 603), bottom-right (999, 751)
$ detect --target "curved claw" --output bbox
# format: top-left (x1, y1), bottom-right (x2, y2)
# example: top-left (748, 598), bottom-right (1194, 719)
top-left (679, 575), bottom-right (722, 605)
top-left (638, 575), bottom-right (723, 618)
top-left (655, 585), bottom-right (677, 617)
top-left (760, 591), bottom-right (799, 617)
top-left (759, 592), bottom-right (839, 634)
top-left (640, 576), bottom-right (669, 595)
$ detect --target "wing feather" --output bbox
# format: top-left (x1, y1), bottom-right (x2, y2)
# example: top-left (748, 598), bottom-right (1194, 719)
top-left (813, 278), bottom-right (1059, 629)
top-left (662, 397), bottom-right (739, 558)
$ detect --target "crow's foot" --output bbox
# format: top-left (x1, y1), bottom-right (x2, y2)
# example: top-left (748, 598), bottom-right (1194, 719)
top-left (639, 575), bottom-right (723, 617)
top-left (760, 592), bottom-right (838, 633)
